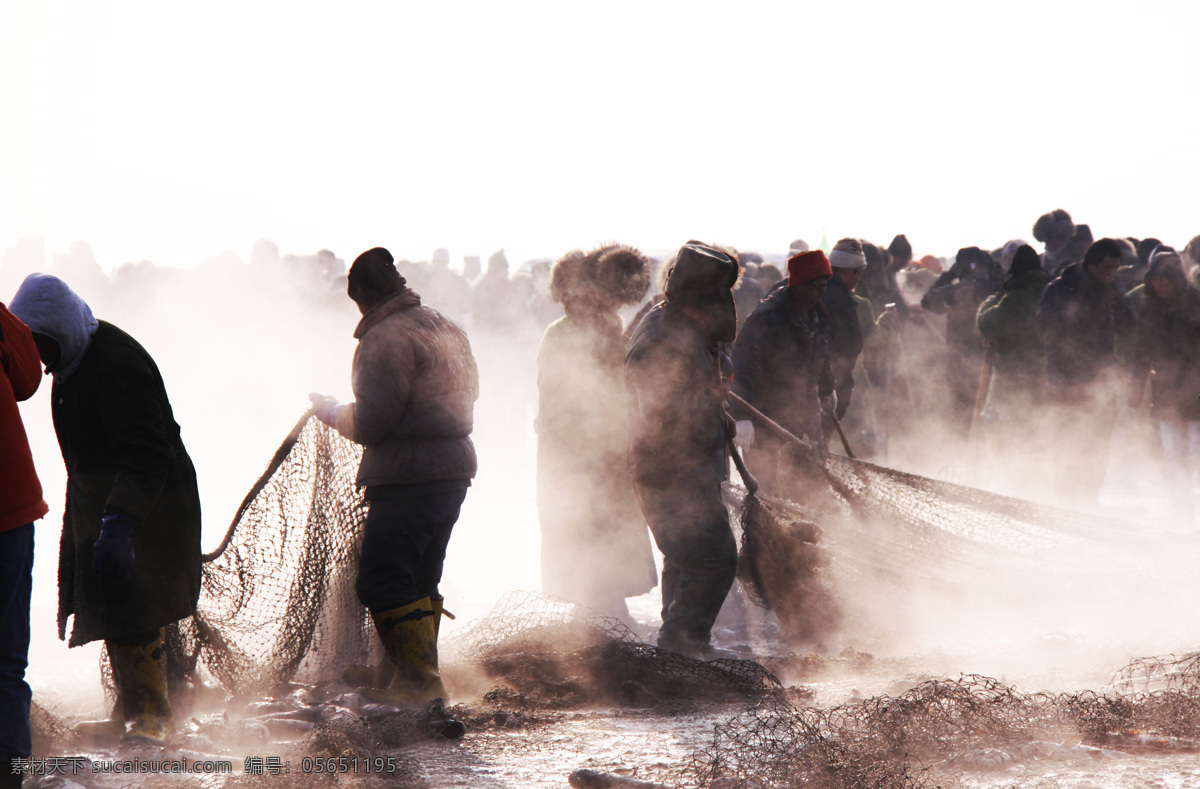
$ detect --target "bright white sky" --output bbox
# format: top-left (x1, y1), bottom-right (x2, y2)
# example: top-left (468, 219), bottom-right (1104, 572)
top-left (2, 0), bottom-right (1197, 272)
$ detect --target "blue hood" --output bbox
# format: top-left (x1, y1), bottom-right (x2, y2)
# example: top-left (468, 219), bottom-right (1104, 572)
top-left (9, 273), bottom-right (99, 383)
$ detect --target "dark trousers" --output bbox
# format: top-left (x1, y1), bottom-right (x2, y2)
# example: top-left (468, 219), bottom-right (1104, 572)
top-left (356, 489), bottom-right (467, 613)
top-left (0, 523), bottom-right (34, 760)
top-left (635, 482), bottom-right (737, 652)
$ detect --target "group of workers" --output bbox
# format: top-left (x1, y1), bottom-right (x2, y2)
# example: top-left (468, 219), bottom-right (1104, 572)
top-left (3, 211), bottom-right (1198, 786)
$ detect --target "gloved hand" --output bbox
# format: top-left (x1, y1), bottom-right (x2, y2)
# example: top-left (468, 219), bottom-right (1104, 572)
top-left (820, 391), bottom-right (838, 416)
top-left (733, 420), bottom-right (755, 448)
top-left (724, 412), bottom-right (737, 441)
top-left (93, 510), bottom-right (136, 581)
top-left (308, 392), bottom-right (345, 427)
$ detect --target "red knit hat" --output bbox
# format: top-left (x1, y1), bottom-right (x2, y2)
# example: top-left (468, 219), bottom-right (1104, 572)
top-left (787, 250), bottom-right (833, 287)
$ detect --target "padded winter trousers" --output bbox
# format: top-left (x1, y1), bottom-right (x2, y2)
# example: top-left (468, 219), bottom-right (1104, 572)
top-left (356, 488), bottom-right (468, 613)
top-left (635, 482), bottom-right (737, 654)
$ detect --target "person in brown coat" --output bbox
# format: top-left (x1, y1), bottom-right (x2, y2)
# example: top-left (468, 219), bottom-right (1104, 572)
top-left (310, 247), bottom-right (479, 707)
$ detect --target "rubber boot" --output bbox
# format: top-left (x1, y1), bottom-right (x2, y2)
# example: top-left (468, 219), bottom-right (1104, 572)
top-left (342, 596), bottom-right (448, 689)
top-left (358, 598), bottom-right (447, 707)
top-left (110, 629), bottom-right (173, 744)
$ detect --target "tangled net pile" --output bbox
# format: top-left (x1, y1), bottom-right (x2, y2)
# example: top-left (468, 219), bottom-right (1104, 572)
top-left (684, 656), bottom-right (1200, 789)
top-left (444, 591), bottom-right (781, 709)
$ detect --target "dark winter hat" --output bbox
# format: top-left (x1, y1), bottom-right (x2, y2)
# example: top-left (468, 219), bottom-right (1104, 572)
top-left (347, 247), bottom-right (405, 305)
top-left (787, 250), bottom-right (833, 287)
top-left (1006, 244), bottom-right (1042, 280)
top-left (1072, 224), bottom-right (1093, 248)
top-left (886, 234), bottom-right (913, 263)
top-left (1032, 209), bottom-right (1075, 247)
top-left (958, 246), bottom-right (990, 266)
top-left (1136, 237), bottom-right (1163, 266)
top-left (665, 242), bottom-right (739, 306)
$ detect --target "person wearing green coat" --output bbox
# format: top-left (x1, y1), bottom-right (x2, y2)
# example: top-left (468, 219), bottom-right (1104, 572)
top-left (976, 245), bottom-right (1053, 455)
top-left (9, 273), bottom-right (201, 746)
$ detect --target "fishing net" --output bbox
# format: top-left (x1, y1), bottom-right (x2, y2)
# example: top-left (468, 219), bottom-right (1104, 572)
top-left (443, 591), bottom-right (782, 709)
top-left (27, 408), bottom-right (1200, 789)
top-left (166, 411), bottom-right (373, 698)
top-left (686, 665), bottom-right (1200, 789)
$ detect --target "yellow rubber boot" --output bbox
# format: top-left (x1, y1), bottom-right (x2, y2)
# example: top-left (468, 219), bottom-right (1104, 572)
top-left (359, 598), bottom-right (448, 707)
top-left (109, 629), bottom-right (173, 744)
top-left (344, 596), bottom-right (453, 689)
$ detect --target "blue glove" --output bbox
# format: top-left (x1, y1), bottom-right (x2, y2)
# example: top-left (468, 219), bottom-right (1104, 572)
top-left (93, 510), bottom-right (136, 581)
top-left (307, 392), bottom-right (345, 427)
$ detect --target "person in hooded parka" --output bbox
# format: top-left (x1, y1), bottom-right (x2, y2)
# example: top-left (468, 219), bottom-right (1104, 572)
top-left (9, 273), bottom-right (201, 746)
top-left (1130, 246), bottom-right (1200, 521)
top-left (535, 245), bottom-right (657, 622)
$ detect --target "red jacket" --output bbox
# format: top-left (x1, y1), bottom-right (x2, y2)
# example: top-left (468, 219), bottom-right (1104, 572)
top-left (1, 302), bottom-right (48, 533)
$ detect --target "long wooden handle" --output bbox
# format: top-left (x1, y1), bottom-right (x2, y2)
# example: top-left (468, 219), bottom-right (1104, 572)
top-left (727, 440), bottom-right (759, 496)
top-left (728, 392), bottom-right (815, 453)
top-left (824, 406), bottom-right (857, 459)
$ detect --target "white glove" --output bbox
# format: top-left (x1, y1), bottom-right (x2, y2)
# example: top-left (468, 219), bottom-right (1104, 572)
top-left (308, 392), bottom-right (345, 427)
top-left (733, 419), bottom-right (755, 448)
top-left (820, 391), bottom-right (838, 416)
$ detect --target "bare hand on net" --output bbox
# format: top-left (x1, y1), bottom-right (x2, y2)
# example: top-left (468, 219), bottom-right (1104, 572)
top-left (307, 392), bottom-right (345, 426)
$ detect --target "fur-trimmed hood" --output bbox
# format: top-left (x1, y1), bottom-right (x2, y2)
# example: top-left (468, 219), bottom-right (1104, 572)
top-left (9, 273), bottom-right (99, 382)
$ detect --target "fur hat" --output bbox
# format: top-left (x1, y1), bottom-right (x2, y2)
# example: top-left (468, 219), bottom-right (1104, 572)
top-left (550, 244), bottom-right (650, 309)
top-left (829, 238), bottom-right (867, 270)
top-left (347, 247), bottom-right (405, 306)
top-left (549, 250), bottom-right (589, 305)
top-left (1032, 209), bottom-right (1075, 247)
top-left (593, 244), bottom-right (650, 306)
top-left (788, 250), bottom-right (833, 287)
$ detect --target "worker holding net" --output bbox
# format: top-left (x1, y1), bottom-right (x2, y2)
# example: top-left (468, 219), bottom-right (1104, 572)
top-left (730, 249), bottom-right (835, 498)
top-left (309, 246), bottom-right (479, 708)
top-left (625, 242), bottom-right (741, 660)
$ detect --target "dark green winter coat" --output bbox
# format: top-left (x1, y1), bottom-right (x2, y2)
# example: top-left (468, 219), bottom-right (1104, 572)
top-left (51, 321), bottom-right (202, 646)
top-left (976, 268), bottom-right (1052, 417)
